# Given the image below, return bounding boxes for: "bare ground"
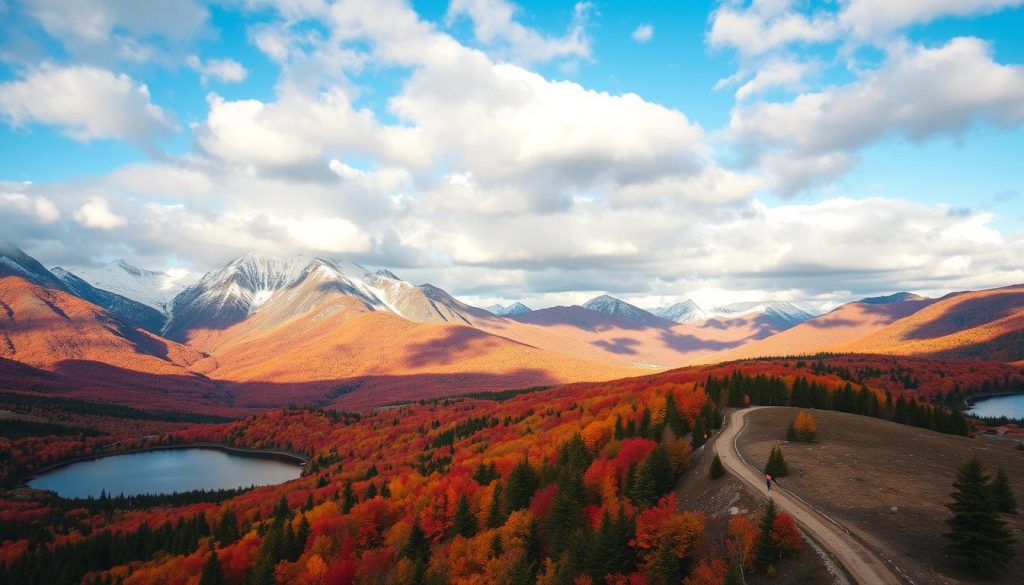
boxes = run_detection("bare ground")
[737,407,1024,584]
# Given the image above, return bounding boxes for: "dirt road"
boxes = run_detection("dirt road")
[715,407,904,585]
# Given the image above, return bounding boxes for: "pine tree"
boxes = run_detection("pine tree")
[450,493,478,538]
[709,454,726,479]
[506,458,540,511]
[629,458,658,508]
[341,481,356,513]
[487,482,506,528]
[754,498,779,572]
[198,551,225,585]
[944,456,1016,575]
[785,422,797,441]
[989,467,1018,515]
[764,446,789,478]
[402,518,430,563]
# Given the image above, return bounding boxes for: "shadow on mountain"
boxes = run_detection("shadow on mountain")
[512,306,672,332]
[902,290,1024,341]
[1,356,571,416]
[801,301,929,329]
[592,337,643,355]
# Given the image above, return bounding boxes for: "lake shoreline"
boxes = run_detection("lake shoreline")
[25,442,307,481]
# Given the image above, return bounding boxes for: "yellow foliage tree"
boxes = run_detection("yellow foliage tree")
[794,411,817,442]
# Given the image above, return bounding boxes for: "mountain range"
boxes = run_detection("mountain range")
[3,240,1024,412]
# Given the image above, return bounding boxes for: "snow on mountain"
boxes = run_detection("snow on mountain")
[707,301,815,327]
[0,240,67,291]
[70,259,193,315]
[582,295,669,327]
[488,302,532,316]
[652,299,706,324]
[51,267,166,333]
[163,253,487,342]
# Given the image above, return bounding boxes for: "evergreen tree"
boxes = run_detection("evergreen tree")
[663,392,689,438]
[364,482,378,499]
[944,456,1016,575]
[506,458,540,511]
[548,468,586,554]
[487,483,506,528]
[647,538,681,585]
[723,561,744,585]
[990,467,1017,515]
[198,551,225,585]
[450,494,478,538]
[341,481,356,514]
[709,454,725,479]
[754,498,779,572]
[402,518,430,563]
[785,422,797,441]
[629,458,658,508]
[647,446,675,495]
[764,446,789,478]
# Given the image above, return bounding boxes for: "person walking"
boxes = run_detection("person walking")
[766,473,773,491]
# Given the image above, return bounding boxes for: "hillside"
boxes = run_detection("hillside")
[841,285,1024,361]
[207,310,635,409]
[738,407,1024,584]
[703,293,932,362]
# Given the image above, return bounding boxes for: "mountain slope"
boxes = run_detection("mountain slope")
[0,241,68,291]
[51,267,166,333]
[652,300,705,324]
[207,309,634,409]
[702,293,932,362]
[0,274,226,409]
[840,285,1024,361]
[164,254,489,346]
[69,260,191,315]
[488,302,532,316]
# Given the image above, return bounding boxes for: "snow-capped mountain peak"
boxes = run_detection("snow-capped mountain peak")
[68,259,194,315]
[488,302,532,316]
[582,295,667,326]
[652,299,706,324]
[0,241,67,291]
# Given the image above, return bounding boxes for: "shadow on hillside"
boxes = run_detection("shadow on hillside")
[592,337,643,355]
[400,326,500,368]
[1,356,570,416]
[802,300,929,329]
[903,290,1024,341]
[512,306,673,332]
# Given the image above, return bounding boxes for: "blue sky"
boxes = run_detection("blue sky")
[0,0,1022,309]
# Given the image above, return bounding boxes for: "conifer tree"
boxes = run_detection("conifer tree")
[629,458,658,508]
[450,493,478,538]
[944,456,1016,575]
[754,498,779,572]
[341,481,356,513]
[764,446,789,478]
[487,483,506,528]
[506,458,540,511]
[989,467,1017,515]
[198,551,225,585]
[785,422,797,441]
[709,454,726,479]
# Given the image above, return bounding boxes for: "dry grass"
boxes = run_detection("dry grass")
[737,407,1024,584]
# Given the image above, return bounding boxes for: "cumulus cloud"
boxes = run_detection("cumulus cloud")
[0,63,173,142]
[0,191,59,223]
[186,55,248,85]
[839,0,1024,41]
[631,23,654,43]
[74,196,126,229]
[726,37,1024,194]
[445,0,594,64]
[20,0,208,63]
[707,0,838,57]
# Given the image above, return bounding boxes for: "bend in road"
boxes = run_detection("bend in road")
[715,406,904,585]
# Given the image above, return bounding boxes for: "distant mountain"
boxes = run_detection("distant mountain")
[702,293,933,362]
[163,253,489,345]
[0,240,68,291]
[652,300,705,324]
[69,259,192,315]
[51,267,166,333]
[860,292,926,305]
[582,295,671,327]
[488,302,532,316]
[712,301,815,328]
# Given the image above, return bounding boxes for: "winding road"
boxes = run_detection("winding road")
[714,407,904,585]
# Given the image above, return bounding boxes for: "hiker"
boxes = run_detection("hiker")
[765,473,772,491]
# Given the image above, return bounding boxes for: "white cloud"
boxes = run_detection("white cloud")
[727,37,1024,193]
[631,23,654,43]
[708,0,838,57]
[445,0,593,64]
[286,217,371,253]
[0,63,173,142]
[731,58,817,101]
[186,55,248,85]
[21,0,208,63]
[74,196,126,229]
[0,192,59,223]
[839,0,1024,41]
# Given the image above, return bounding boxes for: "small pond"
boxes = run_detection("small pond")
[29,447,302,498]
[967,394,1024,420]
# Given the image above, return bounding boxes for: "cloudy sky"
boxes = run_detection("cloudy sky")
[1,0,1022,310]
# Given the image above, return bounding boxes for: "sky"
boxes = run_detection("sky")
[0,0,1022,310]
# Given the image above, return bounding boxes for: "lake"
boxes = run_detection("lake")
[29,447,302,498]
[967,393,1024,420]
